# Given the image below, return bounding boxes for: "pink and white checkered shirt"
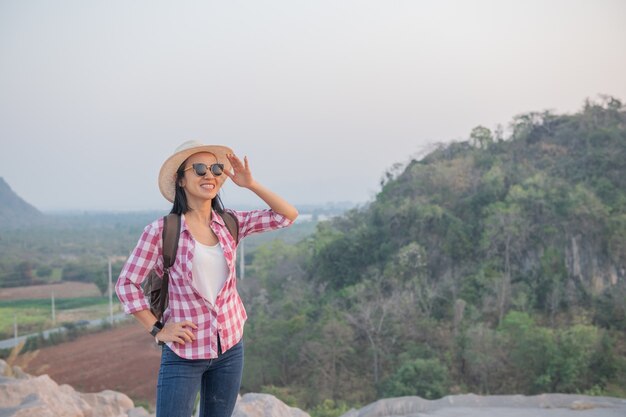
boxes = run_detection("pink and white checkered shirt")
[115,209,293,359]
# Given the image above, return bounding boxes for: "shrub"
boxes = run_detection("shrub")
[381,358,449,399]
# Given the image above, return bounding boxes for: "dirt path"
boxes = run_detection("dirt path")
[15,322,161,407]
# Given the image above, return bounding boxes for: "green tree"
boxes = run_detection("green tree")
[35,265,53,278]
[470,126,494,149]
[345,271,403,387]
[461,323,508,393]
[382,358,449,399]
[483,202,530,323]
[300,313,356,402]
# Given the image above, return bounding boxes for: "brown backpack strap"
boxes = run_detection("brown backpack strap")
[162,214,181,268]
[156,214,180,319]
[221,210,239,244]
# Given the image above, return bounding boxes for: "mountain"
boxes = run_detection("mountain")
[0,177,43,228]
[307,97,626,303]
[237,96,626,406]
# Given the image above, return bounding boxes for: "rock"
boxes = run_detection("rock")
[0,367,148,417]
[127,406,154,417]
[341,394,626,417]
[0,361,312,417]
[81,390,136,417]
[191,392,308,417]
[0,374,90,416]
[570,400,598,410]
[233,393,311,417]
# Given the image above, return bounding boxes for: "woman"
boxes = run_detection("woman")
[116,140,298,417]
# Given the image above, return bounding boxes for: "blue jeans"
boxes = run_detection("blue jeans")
[156,339,244,417]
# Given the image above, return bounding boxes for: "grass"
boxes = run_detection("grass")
[0,307,48,337]
[0,297,108,309]
[0,296,112,339]
[34,267,63,282]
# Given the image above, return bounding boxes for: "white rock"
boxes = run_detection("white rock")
[0,370,146,417]
[232,393,311,417]
[127,406,154,417]
[81,389,136,417]
[0,374,89,416]
[339,394,626,417]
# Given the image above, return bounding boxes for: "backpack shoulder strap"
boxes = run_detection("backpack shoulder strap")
[221,210,239,244]
[162,213,181,268]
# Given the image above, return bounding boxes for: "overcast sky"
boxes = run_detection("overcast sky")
[1,0,625,211]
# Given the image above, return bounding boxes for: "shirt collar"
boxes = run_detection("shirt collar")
[211,211,226,227]
[180,211,226,233]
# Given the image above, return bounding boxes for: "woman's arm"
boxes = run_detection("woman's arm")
[246,180,298,221]
[116,220,196,345]
[115,222,161,314]
[225,154,298,221]
[133,309,197,345]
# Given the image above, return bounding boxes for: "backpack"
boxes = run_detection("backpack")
[142,211,239,321]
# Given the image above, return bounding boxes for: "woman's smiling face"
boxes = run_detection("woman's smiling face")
[179,152,227,203]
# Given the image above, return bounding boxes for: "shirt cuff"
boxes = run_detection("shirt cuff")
[273,212,294,227]
[123,298,151,315]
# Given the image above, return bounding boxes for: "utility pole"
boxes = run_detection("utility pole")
[13,314,17,343]
[51,291,56,325]
[108,258,113,324]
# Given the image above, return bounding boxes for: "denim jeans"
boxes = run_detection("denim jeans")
[156,339,244,417]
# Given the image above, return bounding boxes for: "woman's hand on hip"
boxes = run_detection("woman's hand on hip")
[156,320,198,345]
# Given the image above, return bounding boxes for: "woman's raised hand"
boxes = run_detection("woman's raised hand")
[224,154,255,189]
[224,152,299,222]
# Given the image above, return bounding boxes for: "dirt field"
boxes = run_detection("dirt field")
[0,282,101,300]
[14,322,161,407]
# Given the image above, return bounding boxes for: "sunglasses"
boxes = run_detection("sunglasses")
[184,163,225,177]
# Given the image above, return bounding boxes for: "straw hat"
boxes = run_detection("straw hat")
[158,140,234,203]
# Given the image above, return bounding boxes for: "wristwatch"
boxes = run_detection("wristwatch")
[150,320,164,337]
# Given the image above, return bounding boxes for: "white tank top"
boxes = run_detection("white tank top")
[191,240,229,305]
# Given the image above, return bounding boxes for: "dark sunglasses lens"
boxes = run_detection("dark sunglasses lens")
[211,164,224,176]
[192,163,208,176]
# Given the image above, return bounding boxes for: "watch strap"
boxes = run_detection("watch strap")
[150,320,164,337]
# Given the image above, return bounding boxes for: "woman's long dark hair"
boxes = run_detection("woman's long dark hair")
[170,160,225,215]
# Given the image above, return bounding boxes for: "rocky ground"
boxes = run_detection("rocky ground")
[0,359,150,417]
[0,359,308,417]
[342,394,626,417]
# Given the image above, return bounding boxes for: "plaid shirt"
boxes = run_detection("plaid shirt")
[116,209,293,359]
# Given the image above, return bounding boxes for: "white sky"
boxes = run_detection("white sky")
[1,0,625,211]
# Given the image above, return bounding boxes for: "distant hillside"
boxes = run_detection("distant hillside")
[0,177,43,228]
[238,96,626,408]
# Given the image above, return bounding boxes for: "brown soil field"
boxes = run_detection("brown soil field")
[0,282,101,300]
[14,322,161,407]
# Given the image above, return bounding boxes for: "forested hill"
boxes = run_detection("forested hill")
[315,96,626,314]
[240,97,626,410]
[0,177,42,228]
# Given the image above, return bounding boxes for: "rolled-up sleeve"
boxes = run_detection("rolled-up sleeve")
[115,220,162,314]
[232,209,294,239]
